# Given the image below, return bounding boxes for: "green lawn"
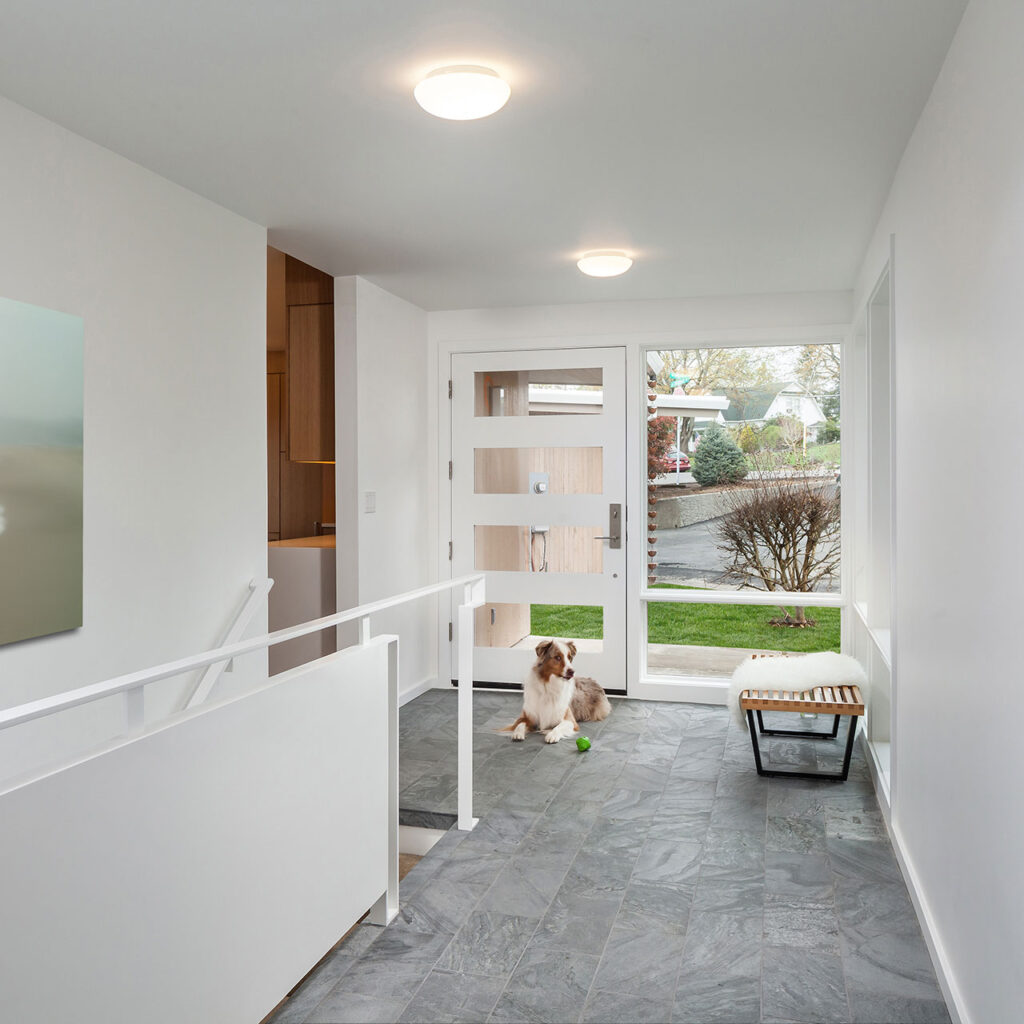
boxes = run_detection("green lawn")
[531,585,840,653]
[808,442,841,464]
[742,443,840,469]
[531,603,603,639]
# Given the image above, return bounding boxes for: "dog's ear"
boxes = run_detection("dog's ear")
[535,639,553,660]
[567,641,577,660]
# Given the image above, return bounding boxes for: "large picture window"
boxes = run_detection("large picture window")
[643,343,842,679]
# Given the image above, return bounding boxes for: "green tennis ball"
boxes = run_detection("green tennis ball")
[576,736,591,751]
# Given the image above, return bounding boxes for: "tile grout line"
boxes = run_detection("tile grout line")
[484,745,613,1023]
[578,718,689,1021]
[826,821,855,1024]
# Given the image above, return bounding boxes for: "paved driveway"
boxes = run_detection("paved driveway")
[653,518,839,593]
[653,518,729,586]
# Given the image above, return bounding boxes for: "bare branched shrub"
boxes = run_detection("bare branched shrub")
[714,453,840,625]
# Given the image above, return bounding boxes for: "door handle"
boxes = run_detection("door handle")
[594,503,622,549]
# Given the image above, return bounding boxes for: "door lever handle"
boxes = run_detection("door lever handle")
[595,503,622,548]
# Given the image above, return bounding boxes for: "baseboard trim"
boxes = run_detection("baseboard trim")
[886,819,969,1024]
[399,677,440,707]
[863,735,891,822]
[861,735,967,1024]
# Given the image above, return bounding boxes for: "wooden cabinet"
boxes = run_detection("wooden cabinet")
[267,373,281,537]
[267,247,336,541]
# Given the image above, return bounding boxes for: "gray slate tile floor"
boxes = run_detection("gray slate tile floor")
[271,690,950,1024]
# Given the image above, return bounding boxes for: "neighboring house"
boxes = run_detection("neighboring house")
[713,380,827,439]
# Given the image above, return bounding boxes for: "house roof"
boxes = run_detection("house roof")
[714,381,802,422]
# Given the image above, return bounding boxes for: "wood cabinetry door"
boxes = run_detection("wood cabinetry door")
[288,303,334,463]
[267,374,281,537]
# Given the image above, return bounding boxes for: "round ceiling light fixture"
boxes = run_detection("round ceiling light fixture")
[577,250,634,277]
[414,65,511,120]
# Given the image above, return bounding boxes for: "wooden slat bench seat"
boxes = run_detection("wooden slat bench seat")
[739,682,865,782]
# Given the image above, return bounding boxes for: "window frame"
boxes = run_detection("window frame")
[634,339,846,702]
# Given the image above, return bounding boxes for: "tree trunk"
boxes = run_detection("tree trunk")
[679,416,694,453]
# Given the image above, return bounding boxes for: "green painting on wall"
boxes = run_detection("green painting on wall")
[0,295,84,646]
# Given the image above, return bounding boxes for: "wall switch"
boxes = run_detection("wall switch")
[364,491,376,513]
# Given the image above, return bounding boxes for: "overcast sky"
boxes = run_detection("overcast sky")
[0,296,83,444]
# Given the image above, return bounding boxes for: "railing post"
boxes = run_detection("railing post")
[123,688,144,734]
[457,582,479,831]
[184,577,274,711]
[359,616,371,645]
[368,636,400,925]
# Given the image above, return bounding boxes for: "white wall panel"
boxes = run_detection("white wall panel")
[851,3,1024,1020]
[0,641,390,1024]
[335,277,434,700]
[0,96,267,779]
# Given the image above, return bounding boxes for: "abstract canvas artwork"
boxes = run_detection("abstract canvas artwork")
[0,296,83,646]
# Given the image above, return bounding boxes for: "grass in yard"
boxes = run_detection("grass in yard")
[743,443,841,469]
[531,587,840,653]
[808,442,841,464]
[647,585,839,652]
[531,603,603,639]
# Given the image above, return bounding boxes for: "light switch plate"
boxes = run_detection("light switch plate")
[364,491,376,513]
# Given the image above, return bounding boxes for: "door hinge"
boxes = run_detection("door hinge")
[448,622,453,642]
[448,460,453,480]
[448,540,453,560]
[448,379,453,399]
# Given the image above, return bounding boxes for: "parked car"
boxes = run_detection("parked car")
[663,449,691,472]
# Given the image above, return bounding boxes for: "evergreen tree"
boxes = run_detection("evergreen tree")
[691,425,748,486]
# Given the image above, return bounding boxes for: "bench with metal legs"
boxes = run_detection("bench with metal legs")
[740,684,864,782]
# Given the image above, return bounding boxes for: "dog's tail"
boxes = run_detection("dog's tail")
[572,677,611,722]
[590,691,612,722]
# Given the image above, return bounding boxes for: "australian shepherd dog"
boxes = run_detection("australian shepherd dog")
[502,639,611,744]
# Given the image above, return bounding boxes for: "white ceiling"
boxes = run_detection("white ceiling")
[0,1,966,310]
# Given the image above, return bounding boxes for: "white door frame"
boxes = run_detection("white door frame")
[436,337,643,696]
[449,346,627,688]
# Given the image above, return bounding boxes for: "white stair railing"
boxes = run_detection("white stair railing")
[183,576,274,710]
[0,572,486,830]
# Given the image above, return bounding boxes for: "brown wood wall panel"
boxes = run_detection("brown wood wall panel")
[279,454,324,539]
[267,375,281,537]
[288,303,335,463]
[267,248,288,351]
[321,465,336,526]
[473,446,602,495]
[285,254,334,306]
[473,369,530,417]
[475,602,532,650]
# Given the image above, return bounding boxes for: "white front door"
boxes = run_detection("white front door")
[450,347,627,690]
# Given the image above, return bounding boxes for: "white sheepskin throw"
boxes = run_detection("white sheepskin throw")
[728,652,867,729]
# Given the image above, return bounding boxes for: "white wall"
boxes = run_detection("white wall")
[335,276,434,699]
[851,2,1024,1021]
[430,291,852,346]
[0,96,268,778]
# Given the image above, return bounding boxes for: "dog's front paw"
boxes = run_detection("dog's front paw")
[511,723,526,741]
[544,730,562,744]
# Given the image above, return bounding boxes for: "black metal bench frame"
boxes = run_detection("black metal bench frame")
[745,708,860,782]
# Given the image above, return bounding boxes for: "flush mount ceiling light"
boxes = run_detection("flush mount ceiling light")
[413,65,511,120]
[577,250,634,277]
